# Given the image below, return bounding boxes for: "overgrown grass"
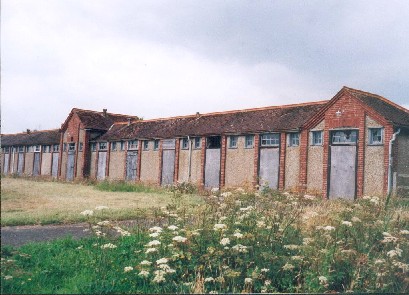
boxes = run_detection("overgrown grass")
[95,180,166,193]
[2,189,408,294]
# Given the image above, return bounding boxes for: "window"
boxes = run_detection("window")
[311,131,323,146]
[34,145,41,152]
[91,143,97,152]
[194,137,201,149]
[260,133,279,147]
[68,143,76,151]
[369,128,383,145]
[120,141,126,151]
[99,142,107,150]
[111,142,117,151]
[42,145,49,153]
[207,136,221,149]
[143,140,149,150]
[181,138,189,150]
[63,143,67,151]
[332,130,357,144]
[18,146,25,153]
[245,135,254,148]
[128,140,138,150]
[4,147,10,153]
[288,133,300,147]
[154,139,160,150]
[53,144,59,152]
[229,136,238,148]
[79,142,83,152]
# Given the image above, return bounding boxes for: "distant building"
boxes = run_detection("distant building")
[2,86,409,199]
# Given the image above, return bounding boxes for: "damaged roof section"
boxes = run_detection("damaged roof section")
[345,87,409,128]
[99,101,328,141]
[1,129,60,147]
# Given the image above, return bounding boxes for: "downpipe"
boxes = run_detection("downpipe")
[187,136,192,182]
[386,128,401,208]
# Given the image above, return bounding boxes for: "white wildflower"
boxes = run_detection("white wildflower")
[284,244,299,250]
[303,194,316,200]
[282,263,295,271]
[124,266,133,273]
[4,275,13,280]
[342,221,352,227]
[138,270,150,278]
[209,291,218,294]
[145,248,158,254]
[393,261,409,273]
[168,225,178,231]
[370,197,380,205]
[152,270,166,283]
[351,217,361,223]
[257,220,266,228]
[400,229,409,235]
[149,226,163,233]
[233,232,244,239]
[291,256,303,261]
[220,238,230,246]
[387,247,403,258]
[239,206,254,212]
[221,192,232,198]
[95,205,109,210]
[231,244,248,253]
[80,210,94,216]
[146,240,161,247]
[213,223,227,231]
[211,187,219,193]
[156,258,169,265]
[114,226,131,237]
[149,232,160,238]
[324,225,336,231]
[382,235,398,243]
[204,277,215,283]
[318,276,328,285]
[97,220,110,226]
[261,268,269,273]
[158,264,176,273]
[303,238,314,245]
[172,236,187,243]
[76,245,83,250]
[374,259,385,265]
[265,280,271,286]
[244,277,252,284]
[140,260,152,266]
[363,196,371,200]
[101,243,117,249]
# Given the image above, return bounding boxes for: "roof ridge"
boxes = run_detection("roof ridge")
[117,100,329,124]
[1,128,60,136]
[74,108,136,118]
[344,86,409,114]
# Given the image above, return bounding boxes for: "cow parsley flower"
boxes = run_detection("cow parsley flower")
[138,270,150,278]
[145,248,158,254]
[232,244,248,253]
[149,226,163,233]
[101,243,117,249]
[342,221,352,227]
[387,247,403,258]
[124,266,133,272]
[4,276,13,280]
[140,260,152,266]
[282,263,295,271]
[261,268,269,273]
[172,236,187,243]
[284,244,299,250]
[400,229,409,235]
[153,270,166,283]
[318,276,328,285]
[220,238,230,246]
[213,223,227,231]
[146,240,161,247]
[80,210,94,216]
[233,231,243,239]
[168,225,178,231]
[244,278,252,284]
[351,217,361,223]
[149,232,160,238]
[204,277,215,283]
[156,258,169,265]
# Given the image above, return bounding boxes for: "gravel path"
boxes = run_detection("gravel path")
[1,223,93,247]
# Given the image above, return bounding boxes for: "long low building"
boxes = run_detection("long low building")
[2,86,409,199]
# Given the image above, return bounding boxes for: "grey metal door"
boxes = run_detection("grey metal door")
[52,153,59,177]
[161,139,176,186]
[17,153,24,175]
[66,152,75,181]
[126,151,138,181]
[97,152,107,180]
[33,153,41,176]
[259,148,280,189]
[205,149,221,188]
[3,153,9,174]
[329,145,357,200]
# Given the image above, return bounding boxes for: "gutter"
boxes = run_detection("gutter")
[387,128,401,195]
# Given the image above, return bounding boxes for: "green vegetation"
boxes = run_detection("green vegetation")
[95,180,166,193]
[2,189,408,294]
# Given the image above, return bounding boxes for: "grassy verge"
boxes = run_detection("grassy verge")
[1,178,203,226]
[1,190,408,294]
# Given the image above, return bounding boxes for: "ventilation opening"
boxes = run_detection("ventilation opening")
[206,136,221,149]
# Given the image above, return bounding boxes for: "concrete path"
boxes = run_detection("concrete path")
[1,223,92,247]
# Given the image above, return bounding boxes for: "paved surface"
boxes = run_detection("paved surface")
[1,223,92,247]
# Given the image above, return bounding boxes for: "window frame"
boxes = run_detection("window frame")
[111,142,117,151]
[194,137,201,149]
[143,140,149,151]
[331,130,358,145]
[245,135,254,149]
[228,135,238,149]
[79,142,83,152]
[53,144,60,152]
[311,130,323,146]
[288,133,300,147]
[68,143,76,152]
[368,128,383,145]
[90,143,97,152]
[260,133,280,147]
[128,140,138,150]
[120,141,126,151]
[154,139,160,151]
[181,138,189,150]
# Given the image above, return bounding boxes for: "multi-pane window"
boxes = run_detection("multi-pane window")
[369,128,383,144]
[288,133,300,147]
[69,143,76,151]
[229,136,238,148]
[53,144,59,152]
[245,135,254,148]
[111,142,117,151]
[99,142,107,150]
[34,145,41,152]
[332,130,357,144]
[260,133,280,147]
[154,139,160,150]
[4,147,10,153]
[128,140,138,150]
[181,138,189,150]
[42,145,50,153]
[207,136,221,149]
[18,146,25,153]
[143,140,149,150]
[311,131,323,146]
[194,137,201,149]
[91,143,97,152]
[120,141,126,151]
[79,142,83,151]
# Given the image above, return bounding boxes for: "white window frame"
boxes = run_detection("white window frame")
[68,143,76,151]
[260,133,280,147]
[111,142,117,151]
[128,140,138,150]
[245,135,254,148]
[181,138,189,150]
[288,133,300,147]
[120,141,126,151]
[194,137,201,149]
[311,131,323,146]
[154,139,160,150]
[228,135,238,149]
[53,144,60,152]
[143,140,149,151]
[90,143,97,152]
[368,128,383,145]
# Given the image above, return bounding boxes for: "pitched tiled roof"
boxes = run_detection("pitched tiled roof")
[345,87,409,128]
[99,101,328,141]
[1,129,60,147]
[62,108,137,131]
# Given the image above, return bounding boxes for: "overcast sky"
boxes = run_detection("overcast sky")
[2,0,409,134]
